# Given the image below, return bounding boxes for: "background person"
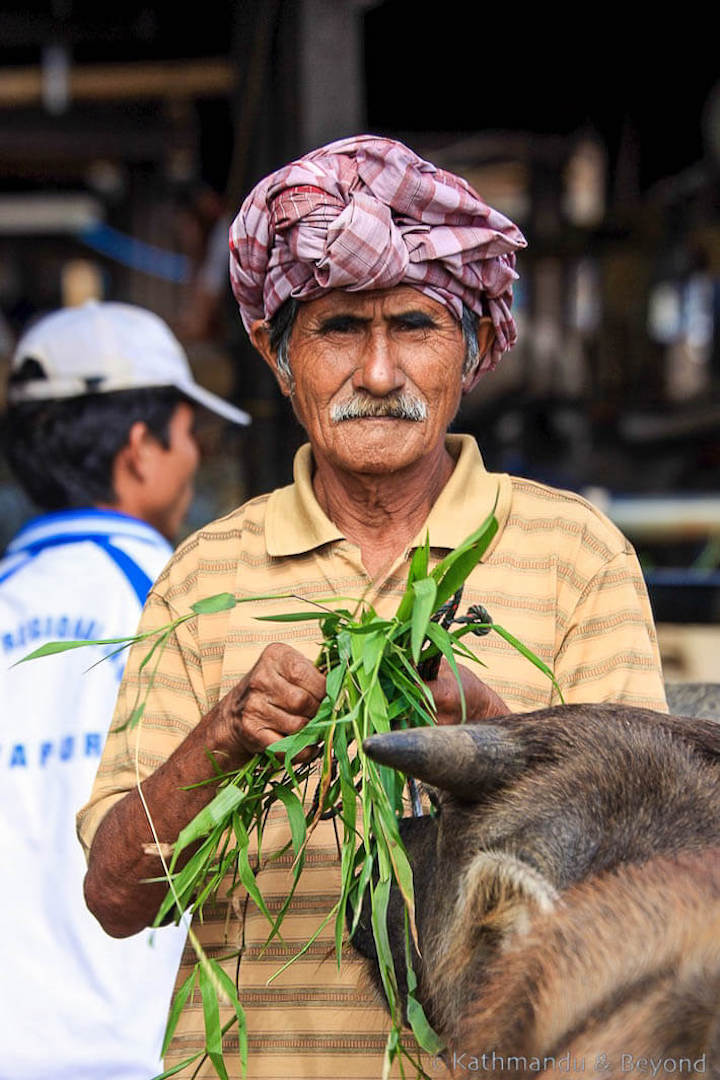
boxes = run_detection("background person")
[0,301,249,1080]
[79,139,666,1079]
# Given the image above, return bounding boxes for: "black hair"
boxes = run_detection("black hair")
[3,384,185,511]
[268,298,299,381]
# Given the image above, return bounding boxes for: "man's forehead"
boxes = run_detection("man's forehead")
[295,286,456,322]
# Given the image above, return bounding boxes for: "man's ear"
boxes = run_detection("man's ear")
[250,318,292,397]
[117,420,155,482]
[109,420,155,512]
[461,316,495,394]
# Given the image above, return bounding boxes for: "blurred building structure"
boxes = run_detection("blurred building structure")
[1,1,719,677]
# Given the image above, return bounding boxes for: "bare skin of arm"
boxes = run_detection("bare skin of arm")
[84,648,507,938]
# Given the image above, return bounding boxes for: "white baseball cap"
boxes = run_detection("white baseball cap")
[8,300,251,425]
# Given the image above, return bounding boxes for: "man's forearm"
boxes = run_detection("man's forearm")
[84,703,244,937]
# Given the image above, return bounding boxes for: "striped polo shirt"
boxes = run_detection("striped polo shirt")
[78,435,666,1080]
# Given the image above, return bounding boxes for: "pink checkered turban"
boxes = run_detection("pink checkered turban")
[229,135,527,372]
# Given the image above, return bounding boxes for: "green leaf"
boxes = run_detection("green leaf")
[348,851,374,935]
[161,967,196,1056]
[404,912,444,1056]
[234,828,275,929]
[190,592,237,615]
[14,635,134,665]
[266,902,339,983]
[113,702,145,733]
[395,534,431,621]
[361,630,386,676]
[266,723,323,760]
[369,876,400,1020]
[410,578,437,664]
[345,619,394,635]
[325,663,345,702]
[198,960,229,1080]
[366,679,389,731]
[384,828,415,934]
[173,785,244,857]
[490,623,565,702]
[88,517,566,1076]
[82,639,135,674]
[411,533,430,582]
[209,960,248,1076]
[385,650,437,715]
[433,521,498,607]
[424,621,466,721]
[154,833,218,923]
[431,496,500,605]
[435,529,496,607]
[271,784,306,858]
[151,1050,205,1079]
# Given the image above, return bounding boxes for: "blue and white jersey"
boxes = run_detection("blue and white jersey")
[0,509,188,1080]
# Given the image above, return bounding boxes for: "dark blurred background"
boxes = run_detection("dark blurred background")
[1,1,719,677]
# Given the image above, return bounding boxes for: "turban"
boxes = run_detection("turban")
[229,135,527,373]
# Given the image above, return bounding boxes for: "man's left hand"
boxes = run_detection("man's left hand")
[425,659,509,725]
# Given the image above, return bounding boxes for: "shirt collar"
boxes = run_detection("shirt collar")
[265,434,508,557]
[7,508,171,555]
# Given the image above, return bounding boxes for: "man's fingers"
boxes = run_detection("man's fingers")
[240,701,317,753]
[260,642,326,703]
[221,643,330,761]
[266,679,324,718]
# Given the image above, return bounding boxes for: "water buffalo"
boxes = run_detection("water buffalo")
[354,701,720,1077]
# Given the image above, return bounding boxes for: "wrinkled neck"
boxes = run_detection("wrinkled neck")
[311,441,454,579]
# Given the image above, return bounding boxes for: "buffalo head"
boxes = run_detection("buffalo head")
[353,703,720,1073]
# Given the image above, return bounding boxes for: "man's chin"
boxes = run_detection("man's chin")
[326,427,434,475]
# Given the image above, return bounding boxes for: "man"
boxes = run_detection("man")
[78,139,667,1079]
[0,301,249,1080]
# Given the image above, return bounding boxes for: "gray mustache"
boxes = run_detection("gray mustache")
[330,393,428,423]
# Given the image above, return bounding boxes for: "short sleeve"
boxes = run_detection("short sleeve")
[553,545,667,711]
[76,585,205,859]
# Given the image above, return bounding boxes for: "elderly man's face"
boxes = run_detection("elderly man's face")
[256,287,476,476]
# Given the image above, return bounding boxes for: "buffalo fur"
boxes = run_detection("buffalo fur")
[355,701,720,1077]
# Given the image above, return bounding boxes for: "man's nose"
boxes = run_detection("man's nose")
[351,330,406,396]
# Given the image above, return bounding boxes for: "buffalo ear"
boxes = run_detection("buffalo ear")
[429,851,558,1022]
[452,850,558,943]
[363,725,527,802]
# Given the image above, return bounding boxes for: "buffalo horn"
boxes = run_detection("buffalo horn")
[363,725,525,801]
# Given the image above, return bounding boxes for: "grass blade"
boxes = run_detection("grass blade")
[173,785,245,860]
[490,623,565,703]
[190,593,237,615]
[271,783,307,859]
[209,960,248,1076]
[410,578,437,664]
[403,910,443,1056]
[161,967,197,1056]
[198,961,229,1080]
[395,534,431,622]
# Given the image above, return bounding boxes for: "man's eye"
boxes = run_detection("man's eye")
[320,318,362,334]
[391,311,438,331]
[395,318,434,332]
